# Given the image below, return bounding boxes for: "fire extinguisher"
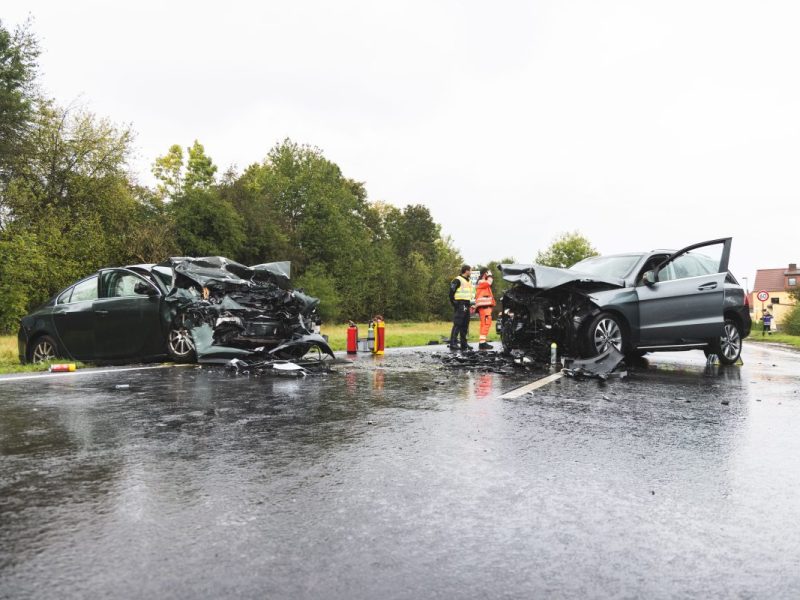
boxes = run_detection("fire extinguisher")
[367,321,375,352]
[374,316,385,355]
[346,321,358,354]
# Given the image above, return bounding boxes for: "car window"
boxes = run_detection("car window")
[101,270,156,298]
[56,288,73,304]
[659,252,719,281]
[70,276,99,303]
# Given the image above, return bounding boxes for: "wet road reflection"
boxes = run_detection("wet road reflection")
[1,344,799,598]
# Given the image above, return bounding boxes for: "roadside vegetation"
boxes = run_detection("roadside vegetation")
[745,331,800,350]
[321,320,500,352]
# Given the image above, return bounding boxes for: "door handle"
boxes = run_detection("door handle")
[94,309,109,315]
[697,282,718,291]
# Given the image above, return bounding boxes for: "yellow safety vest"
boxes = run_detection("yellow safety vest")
[454,275,473,301]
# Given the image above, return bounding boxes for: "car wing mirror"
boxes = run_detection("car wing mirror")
[642,270,656,286]
[134,281,157,295]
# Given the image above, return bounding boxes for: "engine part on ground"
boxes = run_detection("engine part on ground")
[561,347,627,380]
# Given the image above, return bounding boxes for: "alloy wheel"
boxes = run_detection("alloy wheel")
[719,322,741,361]
[168,326,195,357]
[32,340,56,363]
[593,318,622,353]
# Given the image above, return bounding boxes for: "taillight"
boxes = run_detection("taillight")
[744,293,750,308]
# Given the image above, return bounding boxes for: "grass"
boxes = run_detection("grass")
[321,319,500,352]
[745,330,800,350]
[0,335,69,374]
[0,320,499,374]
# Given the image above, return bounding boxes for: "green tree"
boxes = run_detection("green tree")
[535,231,598,268]
[295,263,342,322]
[170,187,244,257]
[185,140,217,190]
[152,144,184,200]
[0,19,39,177]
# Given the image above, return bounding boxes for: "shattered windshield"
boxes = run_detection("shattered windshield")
[152,266,174,290]
[569,254,642,279]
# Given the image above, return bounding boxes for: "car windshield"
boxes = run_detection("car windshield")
[569,254,642,279]
[151,266,174,290]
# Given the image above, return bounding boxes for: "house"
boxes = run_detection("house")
[751,263,799,326]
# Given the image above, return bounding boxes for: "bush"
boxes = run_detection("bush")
[782,305,800,336]
[295,263,342,323]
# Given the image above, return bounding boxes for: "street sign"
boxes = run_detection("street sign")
[756,290,769,302]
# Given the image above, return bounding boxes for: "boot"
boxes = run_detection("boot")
[478,342,492,351]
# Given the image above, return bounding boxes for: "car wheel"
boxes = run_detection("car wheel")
[167,315,196,363]
[584,312,626,356]
[708,318,742,365]
[29,335,60,363]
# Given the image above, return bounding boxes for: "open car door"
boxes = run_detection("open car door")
[636,238,731,347]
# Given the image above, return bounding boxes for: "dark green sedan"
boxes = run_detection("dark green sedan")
[18,257,332,364]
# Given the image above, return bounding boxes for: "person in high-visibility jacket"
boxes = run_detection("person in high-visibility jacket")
[474,268,496,350]
[448,265,473,350]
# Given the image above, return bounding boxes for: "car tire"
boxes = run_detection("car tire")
[29,334,61,364]
[706,318,742,365]
[584,312,626,357]
[167,315,196,363]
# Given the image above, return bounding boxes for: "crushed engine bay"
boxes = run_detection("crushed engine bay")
[496,263,623,362]
[160,257,334,363]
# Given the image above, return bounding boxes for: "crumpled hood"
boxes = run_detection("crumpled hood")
[160,256,292,290]
[499,263,625,291]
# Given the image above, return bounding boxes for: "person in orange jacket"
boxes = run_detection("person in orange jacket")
[474,268,496,350]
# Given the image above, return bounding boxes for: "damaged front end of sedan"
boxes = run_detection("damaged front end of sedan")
[497,264,624,362]
[161,257,334,364]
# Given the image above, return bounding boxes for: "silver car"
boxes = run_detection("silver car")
[497,238,751,364]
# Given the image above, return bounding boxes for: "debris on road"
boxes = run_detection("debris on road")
[562,347,627,380]
[435,349,549,373]
[224,356,334,377]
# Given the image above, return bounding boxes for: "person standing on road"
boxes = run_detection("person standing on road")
[474,268,496,351]
[449,265,473,350]
[762,309,773,336]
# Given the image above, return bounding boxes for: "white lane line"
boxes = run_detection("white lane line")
[0,364,192,384]
[500,372,564,399]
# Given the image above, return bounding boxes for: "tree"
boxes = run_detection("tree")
[170,187,244,257]
[535,231,598,268]
[152,140,217,201]
[0,19,39,177]
[185,140,217,190]
[152,144,183,200]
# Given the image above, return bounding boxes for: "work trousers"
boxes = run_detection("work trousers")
[450,301,470,348]
[478,307,492,342]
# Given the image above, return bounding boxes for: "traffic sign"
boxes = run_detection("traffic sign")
[756,290,769,302]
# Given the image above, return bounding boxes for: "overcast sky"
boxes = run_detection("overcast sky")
[6,0,799,286]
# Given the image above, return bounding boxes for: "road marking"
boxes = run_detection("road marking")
[500,372,564,399]
[0,363,193,384]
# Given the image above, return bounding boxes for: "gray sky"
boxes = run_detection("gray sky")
[6,0,799,286]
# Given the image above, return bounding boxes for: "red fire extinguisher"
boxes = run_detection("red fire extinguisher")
[374,316,385,355]
[346,321,358,354]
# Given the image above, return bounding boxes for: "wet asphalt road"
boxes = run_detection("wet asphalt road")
[1,343,800,599]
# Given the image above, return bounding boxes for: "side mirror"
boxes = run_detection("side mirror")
[642,270,656,286]
[134,281,157,296]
